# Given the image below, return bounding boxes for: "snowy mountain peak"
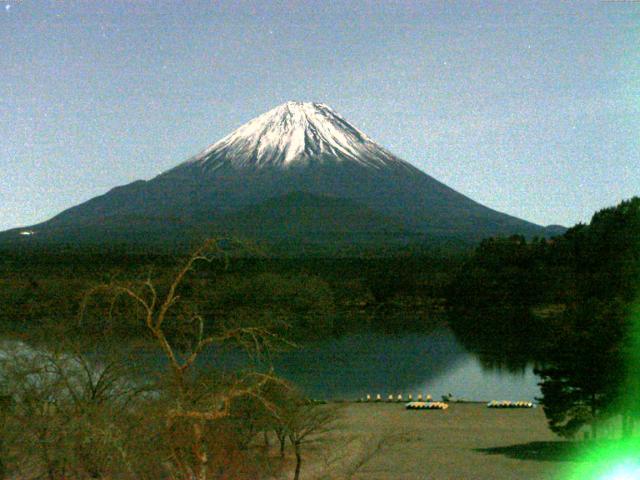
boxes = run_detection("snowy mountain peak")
[185,102,409,171]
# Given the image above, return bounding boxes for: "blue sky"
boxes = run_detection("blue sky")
[1,0,638,230]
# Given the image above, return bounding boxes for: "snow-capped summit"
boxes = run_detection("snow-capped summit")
[186,101,409,171]
[0,101,553,250]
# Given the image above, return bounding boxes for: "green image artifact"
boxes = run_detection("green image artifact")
[562,301,640,480]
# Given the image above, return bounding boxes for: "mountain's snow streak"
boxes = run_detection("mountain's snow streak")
[187,102,411,171]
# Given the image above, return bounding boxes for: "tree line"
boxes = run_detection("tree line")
[447,197,640,438]
[0,247,463,341]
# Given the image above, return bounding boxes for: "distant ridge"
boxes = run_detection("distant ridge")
[0,102,563,251]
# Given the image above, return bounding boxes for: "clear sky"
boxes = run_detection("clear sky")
[1,0,638,231]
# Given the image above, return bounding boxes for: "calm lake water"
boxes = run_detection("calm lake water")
[1,327,541,403]
[262,327,541,402]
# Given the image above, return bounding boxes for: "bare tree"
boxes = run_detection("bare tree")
[0,337,156,480]
[80,238,290,480]
[273,394,338,480]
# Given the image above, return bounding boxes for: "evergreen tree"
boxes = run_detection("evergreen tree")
[536,197,640,438]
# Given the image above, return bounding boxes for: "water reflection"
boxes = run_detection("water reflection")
[418,356,541,402]
[1,327,542,402]
[268,328,541,401]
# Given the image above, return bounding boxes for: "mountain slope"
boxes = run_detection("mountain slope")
[210,191,413,242]
[1,102,557,250]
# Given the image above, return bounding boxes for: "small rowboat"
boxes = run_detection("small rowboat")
[405,401,449,410]
[487,400,534,409]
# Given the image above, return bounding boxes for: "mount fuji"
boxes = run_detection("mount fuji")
[1,102,561,251]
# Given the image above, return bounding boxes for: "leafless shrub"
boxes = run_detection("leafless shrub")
[77,238,292,480]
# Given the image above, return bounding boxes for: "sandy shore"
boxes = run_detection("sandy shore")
[318,402,570,480]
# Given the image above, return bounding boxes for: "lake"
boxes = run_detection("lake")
[261,327,541,402]
[1,327,541,403]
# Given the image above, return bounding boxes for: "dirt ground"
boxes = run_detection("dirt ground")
[313,402,574,480]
